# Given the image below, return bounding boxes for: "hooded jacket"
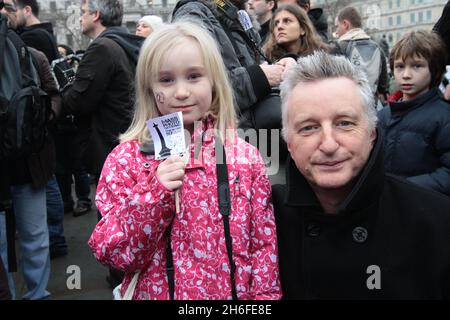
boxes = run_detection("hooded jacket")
[18,22,59,64]
[88,118,281,300]
[308,8,328,42]
[62,27,143,176]
[273,131,450,299]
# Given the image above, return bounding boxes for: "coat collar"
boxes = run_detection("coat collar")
[389,88,441,114]
[284,128,385,216]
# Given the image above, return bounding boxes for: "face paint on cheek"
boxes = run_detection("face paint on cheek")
[155,92,165,105]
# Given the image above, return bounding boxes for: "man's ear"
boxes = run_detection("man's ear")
[268,0,275,11]
[370,127,377,146]
[343,19,352,31]
[92,10,101,23]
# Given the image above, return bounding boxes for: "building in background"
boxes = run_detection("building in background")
[37,0,177,51]
[312,0,445,45]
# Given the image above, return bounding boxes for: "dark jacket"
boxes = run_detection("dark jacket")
[173,0,271,114]
[273,131,450,299]
[433,0,450,64]
[378,88,450,196]
[18,22,59,64]
[9,47,59,189]
[62,27,143,176]
[308,8,328,42]
[259,19,270,45]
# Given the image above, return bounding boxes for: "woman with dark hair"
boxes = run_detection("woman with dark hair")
[263,4,328,62]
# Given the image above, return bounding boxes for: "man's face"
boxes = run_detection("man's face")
[248,0,271,19]
[334,17,348,38]
[286,77,376,193]
[80,1,97,38]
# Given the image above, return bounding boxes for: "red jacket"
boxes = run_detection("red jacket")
[88,119,281,300]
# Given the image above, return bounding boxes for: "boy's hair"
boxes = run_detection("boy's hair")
[15,0,39,17]
[337,6,362,29]
[120,21,237,144]
[389,30,447,88]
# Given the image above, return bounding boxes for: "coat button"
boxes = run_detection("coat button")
[143,162,150,168]
[352,226,368,243]
[306,222,321,237]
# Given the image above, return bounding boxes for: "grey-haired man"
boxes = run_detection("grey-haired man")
[273,51,450,299]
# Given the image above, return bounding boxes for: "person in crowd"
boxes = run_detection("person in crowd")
[263,4,328,62]
[433,0,450,99]
[55,44,92,217]
[135,14,163,38]
[378,31,450,196]
[2,0,68,260]
[1,3,64,299]
[61,0,143,288]
[88,22,281,300]
[172,0,295,129]
[334,6,388,105]
[278,0,328,41]
[273,51,450,299]
[248,0,277,44]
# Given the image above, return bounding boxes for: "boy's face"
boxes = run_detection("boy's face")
[393,55,431,101]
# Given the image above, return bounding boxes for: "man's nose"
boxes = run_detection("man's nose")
[319,127,339,154]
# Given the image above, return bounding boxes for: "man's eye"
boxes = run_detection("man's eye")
[300,125,317,132]
[337,120,354,128]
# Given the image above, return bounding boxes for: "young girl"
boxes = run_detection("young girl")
[88,22,281,300]
[263,4,329,62]
[378,30,450,196]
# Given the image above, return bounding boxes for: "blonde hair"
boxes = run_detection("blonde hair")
[120,21,237,144]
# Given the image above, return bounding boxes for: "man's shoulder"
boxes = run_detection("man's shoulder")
[173,0,213,18]
[384,174,450,220]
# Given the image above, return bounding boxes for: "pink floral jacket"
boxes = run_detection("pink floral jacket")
[88,120,281,300]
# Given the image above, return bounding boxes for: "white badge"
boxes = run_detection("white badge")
[238,10,253,31]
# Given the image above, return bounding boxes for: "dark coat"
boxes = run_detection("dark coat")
[308,8,328,42]
[62,27,143,176]
[378,88,450,196]
[433,0,450,64]
[273,131,450,299]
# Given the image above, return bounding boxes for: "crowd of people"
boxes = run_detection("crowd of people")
[1,0,450,300]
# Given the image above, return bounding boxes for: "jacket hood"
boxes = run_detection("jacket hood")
[308,8,327,31]
[99,26,144,66]
[283,128,385,215]
[339,28,370,41]
[19,21,54,35]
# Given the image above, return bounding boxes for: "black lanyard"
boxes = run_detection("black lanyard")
[166,135,238,300]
